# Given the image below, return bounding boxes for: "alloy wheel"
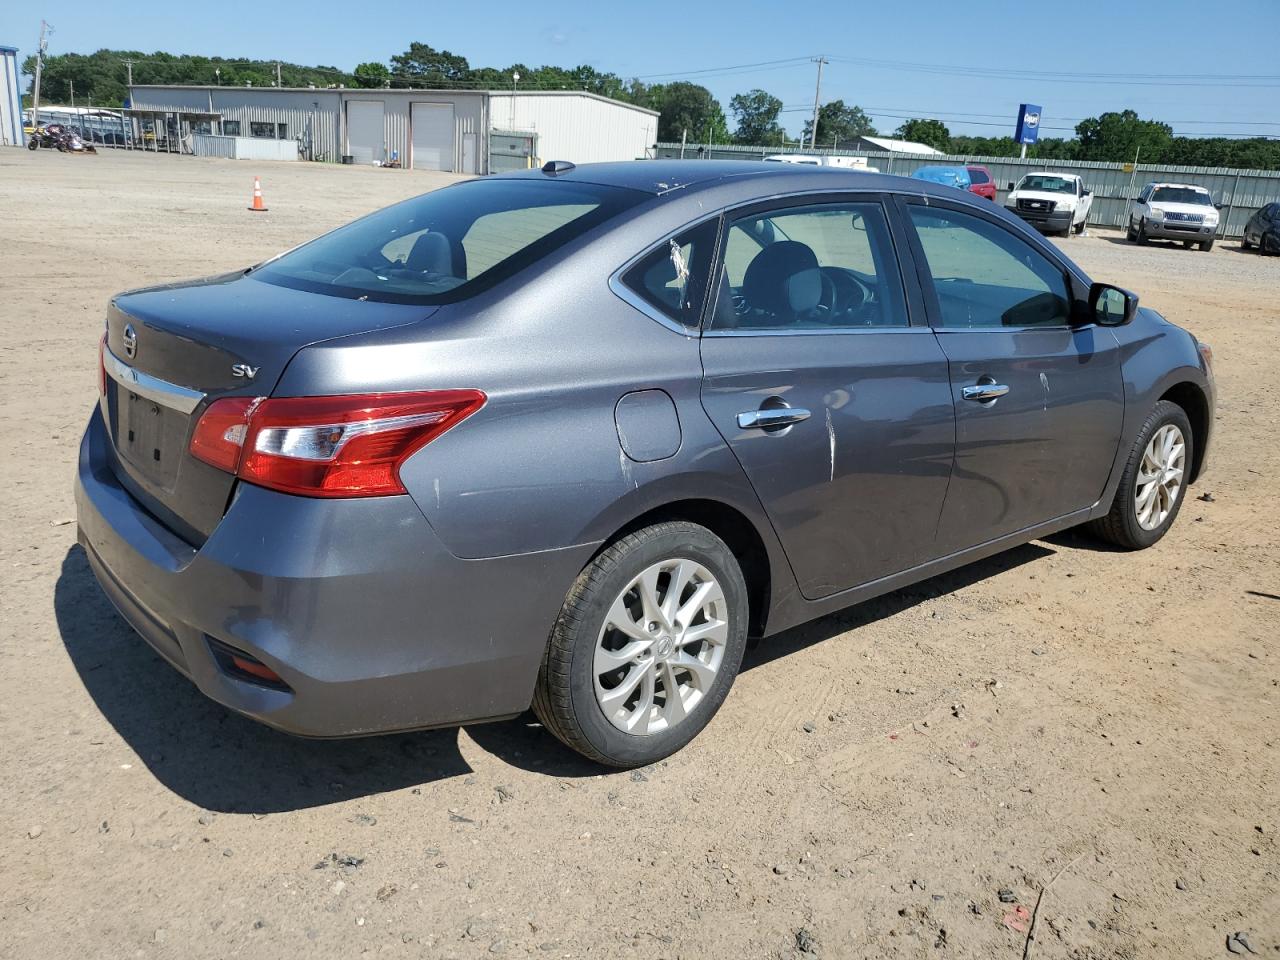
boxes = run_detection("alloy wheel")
[1134,424,1185,530]
[594,558,729,735]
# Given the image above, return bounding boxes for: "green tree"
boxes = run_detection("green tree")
[729,88,784,145]
[389,42,470,87]
[1075,110,1171,163]
[353,61,391,88]
[803,100,876,147]
[893,118,951,152]
[653,81,729,143]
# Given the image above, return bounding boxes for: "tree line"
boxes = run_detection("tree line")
[22,46,1280,170]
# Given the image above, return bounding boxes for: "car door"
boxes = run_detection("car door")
[698,195,955,600]
[898,197,1125,553]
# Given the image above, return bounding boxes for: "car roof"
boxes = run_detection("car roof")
[1022,171,1081,179]
[497,159,946,198]
[1146,182,1209,191]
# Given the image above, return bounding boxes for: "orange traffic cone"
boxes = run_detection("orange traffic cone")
[248,176,268,212]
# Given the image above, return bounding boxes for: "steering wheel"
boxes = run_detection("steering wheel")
[819,267,871,322]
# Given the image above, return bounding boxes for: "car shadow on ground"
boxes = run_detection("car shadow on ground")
[57,538,1065,807]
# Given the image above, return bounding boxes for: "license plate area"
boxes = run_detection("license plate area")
[114,387,185,488]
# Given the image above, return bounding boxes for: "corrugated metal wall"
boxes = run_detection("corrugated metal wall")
[654,142,1280,238]
[488,93,657,165]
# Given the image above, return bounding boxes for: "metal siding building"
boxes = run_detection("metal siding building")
[489,92,658,164]
[1,45,23,147]
[128,86,656,173]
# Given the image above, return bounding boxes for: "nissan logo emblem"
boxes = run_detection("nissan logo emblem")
[122,323,137,359]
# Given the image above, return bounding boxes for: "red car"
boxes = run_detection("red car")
[966,165,996,201]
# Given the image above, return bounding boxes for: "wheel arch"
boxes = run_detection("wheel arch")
[587,498,775,639]
[1159,381,1209,482]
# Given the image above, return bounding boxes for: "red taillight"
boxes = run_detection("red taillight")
[189,390,485,498]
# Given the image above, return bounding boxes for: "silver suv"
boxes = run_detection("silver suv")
[1126,182,1221,251]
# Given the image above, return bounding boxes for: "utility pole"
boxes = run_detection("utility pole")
[275,62,282,87]
[121,57,136,87]
[30,20,50,133]
[809,56,827,150]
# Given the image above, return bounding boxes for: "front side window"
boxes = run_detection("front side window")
[709,201,908,331]
[254,179,644,304]
[620,220,718,329]
[908,205,1072,329]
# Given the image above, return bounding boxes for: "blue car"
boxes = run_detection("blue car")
[911,165,973,190]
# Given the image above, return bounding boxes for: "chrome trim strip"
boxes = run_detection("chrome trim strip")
[103,347,206,415]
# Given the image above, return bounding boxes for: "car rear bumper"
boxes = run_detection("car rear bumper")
[74,406,592,737]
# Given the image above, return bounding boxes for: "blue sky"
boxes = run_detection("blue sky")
[4,0,1278,140]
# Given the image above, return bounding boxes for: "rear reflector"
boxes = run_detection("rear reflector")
[189,390,485,498]
[206,637,290,690]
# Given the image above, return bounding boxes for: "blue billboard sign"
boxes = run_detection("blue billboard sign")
[1014,104,1043,145]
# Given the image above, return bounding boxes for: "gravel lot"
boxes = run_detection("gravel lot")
[2,150,1276,960]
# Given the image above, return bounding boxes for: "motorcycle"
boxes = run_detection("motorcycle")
[26,123,97,154]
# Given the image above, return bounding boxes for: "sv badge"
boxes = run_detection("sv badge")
[231,363,260,379]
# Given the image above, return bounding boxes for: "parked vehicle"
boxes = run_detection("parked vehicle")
[1241,202,1280,255]
[1126,183,1220,251]
[763,154,879,172]
[26,123,97,153]
[911,165,972,190]
[966,165,997,201]
[77,161,1214,767]
[1005,172,1091,236]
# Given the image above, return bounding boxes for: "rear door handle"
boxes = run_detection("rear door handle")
[962,383,1010,402]
[737,407,811,430]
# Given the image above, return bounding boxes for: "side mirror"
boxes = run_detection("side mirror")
[1089,282,1139,327]
[1133,197,1145,205]
[1214,203,1224,211]
[1083,189,1092,196]
[1008,181,1016,190]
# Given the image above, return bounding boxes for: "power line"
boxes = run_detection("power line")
[826,55,1280,88]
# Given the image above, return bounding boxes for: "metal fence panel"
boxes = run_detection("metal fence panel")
[655,142,1280,238]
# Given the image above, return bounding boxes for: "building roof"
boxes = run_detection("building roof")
[858,135,943,155]
[0,45,21,55]
[128,84,658,117]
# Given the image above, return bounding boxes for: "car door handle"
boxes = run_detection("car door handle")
[737,407,811,429]
[962,383,1010,402]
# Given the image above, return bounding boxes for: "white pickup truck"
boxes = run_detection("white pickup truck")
[1125,182,1220,251]
[1005,172,1092,236]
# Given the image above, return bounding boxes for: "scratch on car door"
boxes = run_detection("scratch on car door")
[1040,371,1050,411]
[826,408,836,483]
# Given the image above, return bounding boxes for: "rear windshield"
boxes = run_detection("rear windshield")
[967,168,990,184]
[1151,187,1212,205]
[252,178,644,304]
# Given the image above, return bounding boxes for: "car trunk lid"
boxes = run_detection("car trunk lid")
[102,272,433,543]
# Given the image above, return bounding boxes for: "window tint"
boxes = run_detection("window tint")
[967,168,990,185]
[620,219,718,329]
[254,179,643,304]
[908,206,1072,329]
[709,202,908,331]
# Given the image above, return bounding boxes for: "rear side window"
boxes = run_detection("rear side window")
[709,201,908,331]
[908,205,1071,329]
[620,219,718,330]
[254,179,644,304]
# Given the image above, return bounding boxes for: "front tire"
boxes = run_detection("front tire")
[1199,238,1214,252]
[533,521,749,767]
[1088,400,1193,550]
[1137,218,1150,244]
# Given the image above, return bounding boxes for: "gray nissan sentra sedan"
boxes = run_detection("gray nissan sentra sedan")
[76,160,1215,767]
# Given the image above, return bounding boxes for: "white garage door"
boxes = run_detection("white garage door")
[411,102,455,172]
[346,100,384,164]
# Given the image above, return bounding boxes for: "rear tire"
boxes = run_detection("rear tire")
[533,521,749,768]
[1241,235,1253,250]
[1087,400,1193,550]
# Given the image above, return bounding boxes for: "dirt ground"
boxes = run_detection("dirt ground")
[1,149,1276,960]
